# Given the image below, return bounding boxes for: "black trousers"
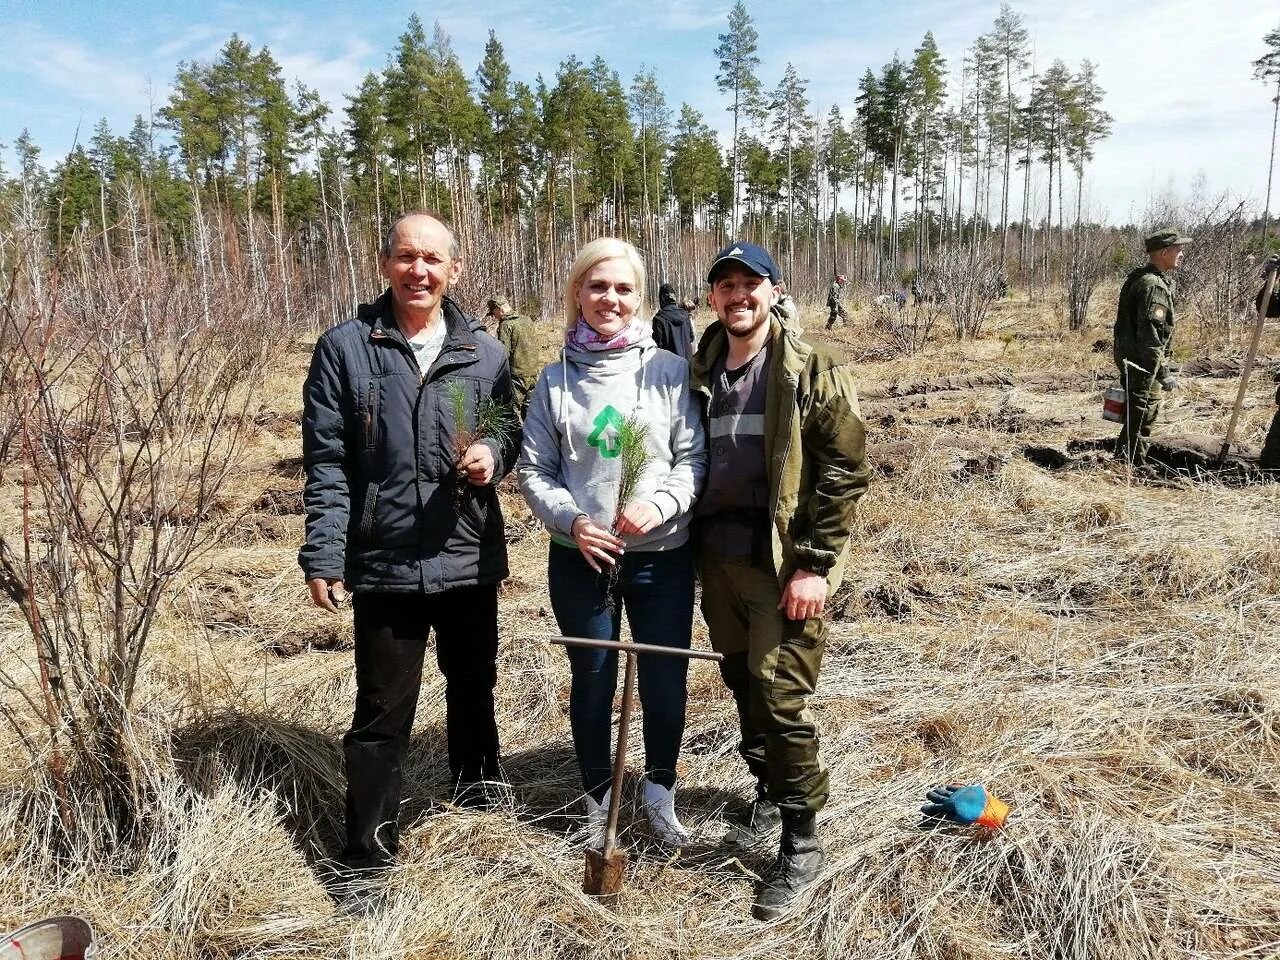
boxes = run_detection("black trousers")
[341,585,500,870]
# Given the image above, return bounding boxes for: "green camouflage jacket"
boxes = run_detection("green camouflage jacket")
[691,315,871,592]
[1113,264,1175,379]
[497,313,540,406]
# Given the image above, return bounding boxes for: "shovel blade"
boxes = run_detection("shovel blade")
[583,846,628,899]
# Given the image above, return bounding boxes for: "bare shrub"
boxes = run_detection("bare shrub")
[869,297,946,355]
[0,241,287,856]
[924,249,1001,339]
[1066,227,1122,330]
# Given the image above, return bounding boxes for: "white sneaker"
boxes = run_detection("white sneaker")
[580,788,611,849]
[641,777,689,847]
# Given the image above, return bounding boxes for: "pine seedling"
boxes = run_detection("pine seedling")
[446,380,516,502]
[613,416,653,523]
[606,415,653,604]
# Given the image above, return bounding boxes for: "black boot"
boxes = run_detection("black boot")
[752,811,825,921]
[724,791,782,849]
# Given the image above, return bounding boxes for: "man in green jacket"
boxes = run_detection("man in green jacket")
[825,273,849,329]
[1113,229,1192,464]
[486,295,540,416]
[691,241,872,921]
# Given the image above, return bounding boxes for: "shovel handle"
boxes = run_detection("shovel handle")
[551,636,724,661]
[1221,264,1278,459]
[601,644,636,857]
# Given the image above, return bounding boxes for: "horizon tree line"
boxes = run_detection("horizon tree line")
[6,4,1273,320]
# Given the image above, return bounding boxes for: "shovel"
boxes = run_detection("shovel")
[1219,261,1278,461]
[551,635,723,901]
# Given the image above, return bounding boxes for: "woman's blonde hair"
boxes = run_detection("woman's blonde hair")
[562,237,647,330]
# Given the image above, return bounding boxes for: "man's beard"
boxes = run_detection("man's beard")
[721,309,770,338]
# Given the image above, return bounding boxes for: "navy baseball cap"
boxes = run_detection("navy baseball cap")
[706,241,781,284]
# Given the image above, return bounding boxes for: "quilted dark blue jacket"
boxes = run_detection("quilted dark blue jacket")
[298,291,519,592]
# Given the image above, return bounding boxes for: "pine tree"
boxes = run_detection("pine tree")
[909,34,947,265]
[1254,22,1280,249]
[424,22,483,222]
[476,31,517,224]
[629,68,669,237]
[669,104,725,230]
[383,15,434,208]
[714,1,762,233]
[1064,60,1112,231]
[769,63,811,277]
[46,146,103,249]
[1029,60,1073,268]
[585,56,633,234]
[547,55,592,246]
[344,72,387,234]
[822,106,855,266]
[987,5,1029,265]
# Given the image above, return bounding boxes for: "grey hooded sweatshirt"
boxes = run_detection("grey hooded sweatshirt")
[516,335,706,551]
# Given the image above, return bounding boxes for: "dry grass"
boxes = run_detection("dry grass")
[1,291,1278,959]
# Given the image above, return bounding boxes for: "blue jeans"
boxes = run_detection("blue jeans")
[548,541,694,800]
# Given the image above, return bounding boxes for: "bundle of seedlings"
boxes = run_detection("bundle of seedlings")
[606,415,653,604]
[446,381,517,505]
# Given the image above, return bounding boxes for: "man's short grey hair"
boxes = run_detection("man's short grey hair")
[380,209,461,260]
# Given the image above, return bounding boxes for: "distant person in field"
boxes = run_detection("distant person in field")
[299,211,520,885]
[486,294,539,416]
[1113,228,1192,465]
[516,237,706,848]
[774,280,799,325]
[690,241,872,921]
[825,272,849,329]
[650,281,695,362]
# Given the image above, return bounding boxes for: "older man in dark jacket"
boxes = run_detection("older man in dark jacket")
[651,282,695,362]
[300,211,519,879]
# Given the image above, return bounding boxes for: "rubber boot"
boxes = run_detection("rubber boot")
[641,777,689,846]
[752,811,825,921]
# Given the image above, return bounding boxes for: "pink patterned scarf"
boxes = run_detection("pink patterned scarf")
[565,315,651,352]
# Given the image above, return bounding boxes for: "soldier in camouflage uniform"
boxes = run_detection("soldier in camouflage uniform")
[1112,229,1192,465]
[824,273,848,330]
[486,296,540,416]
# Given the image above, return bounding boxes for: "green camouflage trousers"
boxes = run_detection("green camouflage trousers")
[1116,360,1163,465]
[698,553,830,815]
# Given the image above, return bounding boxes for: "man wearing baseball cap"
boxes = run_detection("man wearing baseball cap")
[690,241,872,920]
[1112,228,1193,465]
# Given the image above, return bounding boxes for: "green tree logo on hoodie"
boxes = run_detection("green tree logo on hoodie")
[586,405,626,459]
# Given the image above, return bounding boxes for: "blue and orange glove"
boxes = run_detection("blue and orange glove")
[920,783,1010,829]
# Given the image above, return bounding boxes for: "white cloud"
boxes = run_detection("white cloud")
[0,24,152,111]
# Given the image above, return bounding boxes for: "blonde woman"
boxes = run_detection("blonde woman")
[516,238,706,845]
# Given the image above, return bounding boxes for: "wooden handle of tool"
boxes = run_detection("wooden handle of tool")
[552,635,724,661]
[601,645,636,857]
[1221,265,1278,459]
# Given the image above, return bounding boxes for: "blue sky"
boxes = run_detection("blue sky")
[1,0,1277,225]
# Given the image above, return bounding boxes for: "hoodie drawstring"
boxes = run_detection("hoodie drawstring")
[560,344,578,461]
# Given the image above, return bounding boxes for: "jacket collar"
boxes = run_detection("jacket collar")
[362,290,479,351]
[692,310,808,391]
